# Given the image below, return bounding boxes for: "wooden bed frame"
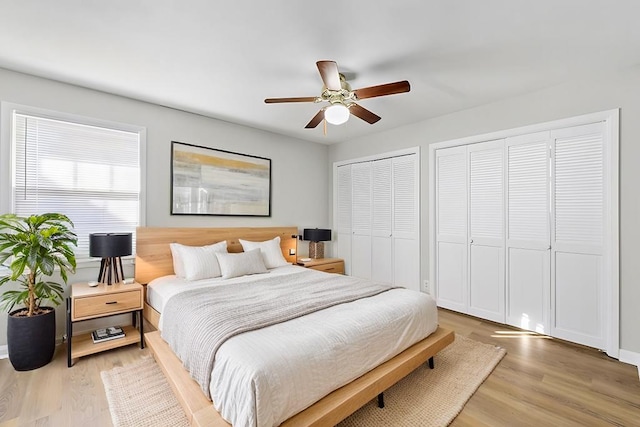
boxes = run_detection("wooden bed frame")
[135,226,454,427]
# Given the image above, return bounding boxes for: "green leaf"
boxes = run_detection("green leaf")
[0,289,29,312]
[39,254,55,276]
[0,251,13,266]
[35,281,64,305]
[27,245,40,269]
[9,255,28,279]
[37,231,54,251]
[0,215,26,233]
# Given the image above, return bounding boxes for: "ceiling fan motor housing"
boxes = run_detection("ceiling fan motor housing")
[322,74,354,106]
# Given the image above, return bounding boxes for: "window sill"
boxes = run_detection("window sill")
[0,256,135,275]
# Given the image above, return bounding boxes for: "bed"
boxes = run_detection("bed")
[135,226,454,427]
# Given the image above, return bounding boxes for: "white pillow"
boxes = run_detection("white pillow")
[239,236,289,269]
[169,241,227,281]
[216,249,268,279]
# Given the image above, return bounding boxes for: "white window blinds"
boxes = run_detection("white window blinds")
[12,113,141,259]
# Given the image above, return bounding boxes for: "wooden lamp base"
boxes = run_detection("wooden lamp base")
[98,257,125,285]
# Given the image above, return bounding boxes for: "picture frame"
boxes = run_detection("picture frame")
[171,141,271,216]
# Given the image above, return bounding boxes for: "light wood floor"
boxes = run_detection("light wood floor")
[439,310,640,427]
[0,310,638,426]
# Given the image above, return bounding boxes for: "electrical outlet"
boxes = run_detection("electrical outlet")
[289,248,296,256]
[422,280,429,293]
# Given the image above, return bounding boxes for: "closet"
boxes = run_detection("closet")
[430,111,619,357]
[335,149,420,292]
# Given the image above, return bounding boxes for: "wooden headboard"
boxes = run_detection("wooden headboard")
[134,226,298,284]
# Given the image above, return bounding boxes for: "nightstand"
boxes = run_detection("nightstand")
[297,258,345,274]
[66,282,144,367]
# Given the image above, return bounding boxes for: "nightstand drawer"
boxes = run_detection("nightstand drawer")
[73,289,142,320]
[309,261,345,274]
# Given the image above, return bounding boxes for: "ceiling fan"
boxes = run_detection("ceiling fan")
[264,60,410,129]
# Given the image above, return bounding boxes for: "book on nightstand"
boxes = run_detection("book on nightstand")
[92,326,125,343]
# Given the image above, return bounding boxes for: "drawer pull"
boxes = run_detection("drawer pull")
[105,301,118,305]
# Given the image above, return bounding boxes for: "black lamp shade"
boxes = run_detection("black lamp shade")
[303,228,331,242]
[89,233,132,258]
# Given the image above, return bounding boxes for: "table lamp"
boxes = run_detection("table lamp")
[303,228,331,259]
[89,233,132,285]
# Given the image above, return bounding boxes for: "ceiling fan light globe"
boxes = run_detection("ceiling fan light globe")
[324,104,350,125]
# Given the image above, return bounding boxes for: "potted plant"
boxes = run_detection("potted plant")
[0,213,77,370]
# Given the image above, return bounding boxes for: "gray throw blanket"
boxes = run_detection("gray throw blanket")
[161,269,395,398]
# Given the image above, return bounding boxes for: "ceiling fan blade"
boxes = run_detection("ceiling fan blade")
[264,96,317,104]
[305,110,325,128]
[349,103,381,124]
[353,80,410,100]
[316,60,342,91]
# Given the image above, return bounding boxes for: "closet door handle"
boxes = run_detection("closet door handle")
[469,239,474,244]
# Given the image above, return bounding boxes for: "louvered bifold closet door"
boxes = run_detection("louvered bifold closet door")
[371,158,393,284]
[336,164,353,274]
[468,140,506,323]
[435,146,468,312]
[505,132,551,333]
[351,162,373,280]
[551,122,606,349]
[392,154,420,291]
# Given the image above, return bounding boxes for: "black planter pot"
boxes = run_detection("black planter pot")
[7,307,56,371]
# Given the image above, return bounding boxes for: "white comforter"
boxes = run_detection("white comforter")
[150,266,438,427]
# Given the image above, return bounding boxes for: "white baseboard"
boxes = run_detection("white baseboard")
[619,349,640,379]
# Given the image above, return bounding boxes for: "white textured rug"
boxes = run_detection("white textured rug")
[102,335,505,427]
[101,356,189,427]
[338,335,506,426]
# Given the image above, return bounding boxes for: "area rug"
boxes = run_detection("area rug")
[101,334,505,427]
[338,334,506,426]
[101,356,190,427]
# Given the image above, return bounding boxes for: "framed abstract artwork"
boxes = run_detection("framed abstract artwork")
[171,141,271,216]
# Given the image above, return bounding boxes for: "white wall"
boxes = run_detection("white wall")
[328,65,640,355]
[0,68,330,347]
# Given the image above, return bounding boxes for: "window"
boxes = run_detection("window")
[3,104,145,260]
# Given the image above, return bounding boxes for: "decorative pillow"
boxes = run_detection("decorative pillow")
[239,236,289,269]
[215,249,268,279]
[169,241,227,281]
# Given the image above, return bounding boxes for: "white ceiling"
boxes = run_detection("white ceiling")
[1,1,640,144]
